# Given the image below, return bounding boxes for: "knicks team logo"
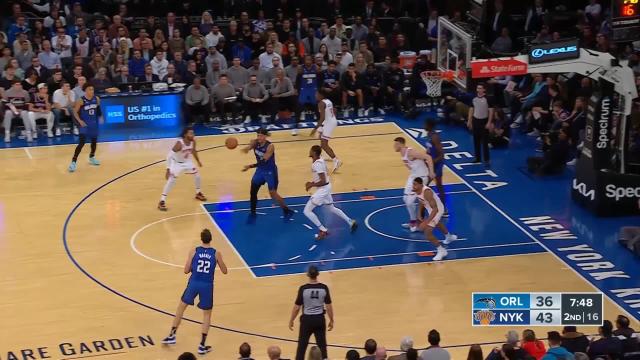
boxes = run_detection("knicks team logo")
[106,105,125,123]
[474,310,496,325]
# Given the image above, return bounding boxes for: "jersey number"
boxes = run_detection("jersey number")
[196,260,211,273]
[310,290,320,299]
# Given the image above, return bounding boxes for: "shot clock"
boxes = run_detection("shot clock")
[611,0,640,42]
[472,293,603,326]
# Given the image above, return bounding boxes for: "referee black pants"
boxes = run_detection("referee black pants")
[472,117,490,163]
[295,314,327,360]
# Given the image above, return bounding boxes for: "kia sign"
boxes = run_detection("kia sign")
[528,39,580,64]
[470,59,528,78]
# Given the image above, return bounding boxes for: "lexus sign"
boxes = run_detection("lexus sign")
[470,59,528,78]
[528,39,580,64]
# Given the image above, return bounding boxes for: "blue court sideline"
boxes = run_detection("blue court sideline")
[203,183,545,277]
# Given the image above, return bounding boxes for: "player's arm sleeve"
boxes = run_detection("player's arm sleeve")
[295,286,304,305]
[324,285,332,304]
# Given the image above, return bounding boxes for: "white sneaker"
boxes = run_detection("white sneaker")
[243,116,252,124]
[510,122,521,129]
[332,158,342,173]
[260,116,269,124]
[4,132,10,142]
[343,109,349,118]
[566,158,577,166]
[55,128,61,136]
[401,223,411,229]
[357,108,364,117]
[378,108,386,115]
[409,226,419,233]
[291,128,298,136]
[577,142,584,151]
[47,129,53,138]
[300,112,306,121]
[73,127,79,135]
[443,233,458,245]
[26,132,33,142]
[32,131,38,139]
[433,247,448,261]
[527,129,540,137]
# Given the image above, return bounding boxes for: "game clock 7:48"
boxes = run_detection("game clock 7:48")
[561,293,603,326]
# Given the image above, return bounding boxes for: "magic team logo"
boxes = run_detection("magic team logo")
[105,105,125,123]
[473,297,497,325]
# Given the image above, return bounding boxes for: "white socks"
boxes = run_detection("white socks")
[161,176,177,201]
[304,201,327,232]
[194,173,202,193]
[328,204,351,224]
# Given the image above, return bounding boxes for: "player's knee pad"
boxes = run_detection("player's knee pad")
[403,193,417,207]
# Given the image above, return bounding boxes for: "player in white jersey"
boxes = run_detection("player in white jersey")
[393,137,435,232]
[158,127,207,211]
[310,89,342,173]
[412,177,457,261]
[303,145,357,240]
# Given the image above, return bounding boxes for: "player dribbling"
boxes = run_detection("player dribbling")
[158,127,207,211]
[412,177,457,261]
[310,90,342,174]
[304,145,357,239]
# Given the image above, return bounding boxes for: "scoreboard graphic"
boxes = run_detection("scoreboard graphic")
[472,293,603,326]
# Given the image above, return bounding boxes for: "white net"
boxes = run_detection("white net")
[421,71,443,98]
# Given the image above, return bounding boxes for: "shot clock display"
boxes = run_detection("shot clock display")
[619,0,638,17]
[611,0,640,42]
[472,293,603,326]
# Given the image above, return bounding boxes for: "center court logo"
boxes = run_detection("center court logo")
[106,105,125,123]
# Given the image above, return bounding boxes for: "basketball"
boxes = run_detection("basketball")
[225,137,238,149]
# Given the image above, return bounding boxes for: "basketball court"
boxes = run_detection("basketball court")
[1,120,639,360]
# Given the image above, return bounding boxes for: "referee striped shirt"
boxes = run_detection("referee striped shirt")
[295,283,332,315]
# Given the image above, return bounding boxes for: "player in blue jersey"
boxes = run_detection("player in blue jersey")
[293,55,320,136]
[68,83,101,172]
[424,120,448,216]
[241,128,294,217]
[162,229,228,355]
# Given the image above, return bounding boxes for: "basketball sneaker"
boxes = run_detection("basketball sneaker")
[332,159,342,174]
[283,208,295,219]
[32,130,38,139]
[409,225,419,233]
[195,192,207,201]
[73,127,79,135]
[198,345,212,355]
[161,335,176,345]
[158,201,168,211]
[291,128,298,136]
[89,157,101,166]
[350,219,358,232]
[315,230,328,240]
[442,209,450,218]
[443,233,458,245]
[68,161,77,172]
[433,247,448,261]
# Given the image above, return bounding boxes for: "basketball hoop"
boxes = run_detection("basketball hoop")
[420,71,453,98]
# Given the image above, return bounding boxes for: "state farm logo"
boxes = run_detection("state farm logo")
[480,64,527,73]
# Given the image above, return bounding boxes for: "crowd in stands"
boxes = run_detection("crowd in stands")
[2,0,638,169]
[172,315,638,360]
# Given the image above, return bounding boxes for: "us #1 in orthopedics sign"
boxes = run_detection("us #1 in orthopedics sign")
[528,39,580,64]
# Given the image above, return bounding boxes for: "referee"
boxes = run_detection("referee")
[289,266,334,360]
[467,83,494,164]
